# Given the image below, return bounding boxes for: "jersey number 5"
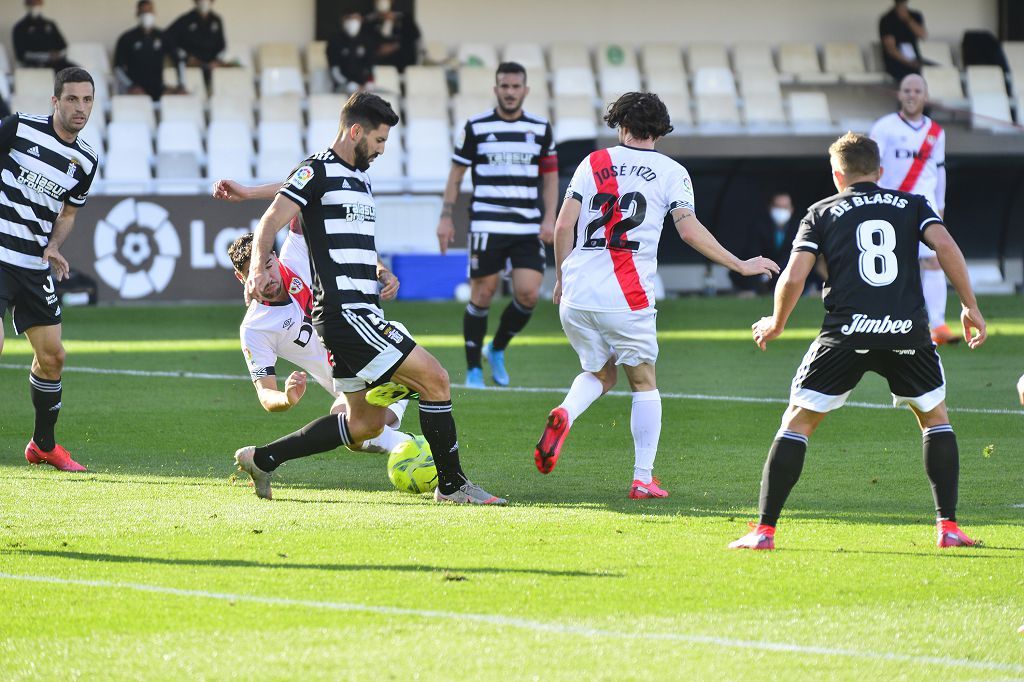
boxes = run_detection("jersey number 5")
[582,192,645,251]
[856,220,898,287]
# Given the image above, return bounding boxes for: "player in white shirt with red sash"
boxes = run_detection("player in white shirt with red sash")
[533,92,779,498]
[870,74,957,345]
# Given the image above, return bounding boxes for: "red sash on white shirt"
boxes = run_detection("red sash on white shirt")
[897,119,941,193]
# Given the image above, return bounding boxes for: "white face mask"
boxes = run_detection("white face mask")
[376,0,391,12]
[770,207,793,225]
[139,12,156,29]
[197,0,211,14]
[343,19,361,36]
[28,6,42,18]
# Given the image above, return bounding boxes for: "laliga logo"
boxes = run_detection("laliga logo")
[94,198,181,299]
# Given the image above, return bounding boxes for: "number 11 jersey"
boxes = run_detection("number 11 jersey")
[561,145,695,313]
[793,181,942,349]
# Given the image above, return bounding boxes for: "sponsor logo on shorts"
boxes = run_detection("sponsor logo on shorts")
[840,314,913,335]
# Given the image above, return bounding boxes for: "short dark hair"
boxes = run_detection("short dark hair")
[828,132,880,177]
[341,91,399,130]
[54,67,94,98]
[227,233,254,273]
[496,61,527,84]
[137,0,153,10]
[603,92,673,140]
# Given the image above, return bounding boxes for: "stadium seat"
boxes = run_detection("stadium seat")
[779,43,838,84]
[686,44,729,73]
[222,43,255,71]
[211,68,256,101]
[457,43,499,68]
[406,145,449,191]
[107,120,154,158]
[548,43,590,71]
[0,71,9,101]
[308,94,346,124]
[659,92,693,130]
[77,119,105,157]
[11,93,53,118]
[921,66,966,107]
[156,120,203,159]
[422,41,451,66]
[256,148,303,182]
[155,152,202,188]
[966,65,1008,96]
[743,93,787,129]
[458,66,494,96]
[14,68,53,98]
[553,95,594,121]
[102,149,151,194]
[159,94,204,128]
[404,95,448,122]
[259,67,305,97]
[737,69,782,97]
[453,94,494,129]
[553,116,598,144]
[824,42,886,84]
[918,40,954,67]
[206,147,253,181]
[503,43,546,70]
[305,119,336,155]
[596,43,637,71]
[373,65,401,95]
[695,94,741,131]
[0,45,10,75]
[209,95,255,127]
[553,67,597,98]
[258,42,301,71]
[66,42,111,77]
[163,66,206,98]
[599,67,642,101]
[110,95,157,130]
[207,120,254,157]
[404,66,448,98]
[693,67,737,97]
[305,40,329,94]
[404,118,450,151]
[645,69,689,96]
[258,95,303,125]
[1004,41,1024,86]
[732,44,776,73]
[640,44,682,72]
[788,92,833,133]
[366,139,405,192]
[970,92,1014,132]
[257,120,302,153]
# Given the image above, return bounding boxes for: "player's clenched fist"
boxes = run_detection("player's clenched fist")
[211,179,248,202]
[751,316,782,351]
[285,371,307,406]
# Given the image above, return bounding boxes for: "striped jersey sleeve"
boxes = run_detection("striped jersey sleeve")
[278,159,324,207]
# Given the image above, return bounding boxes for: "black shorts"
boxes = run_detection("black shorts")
[790,342,945,413]
[0,262,61,334]
[314,309,417,394]
[468,232,546,278]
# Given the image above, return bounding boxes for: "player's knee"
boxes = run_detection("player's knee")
[38,345,66,373]
[516,290,539,309]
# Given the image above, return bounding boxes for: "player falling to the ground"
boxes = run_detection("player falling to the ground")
[870,74,957,345]
[0,67,98,472]
[730,132,985,551]
[233,91,505,504]
[225,227,412,454]
[436,61,558,388]
[535,92,780,498]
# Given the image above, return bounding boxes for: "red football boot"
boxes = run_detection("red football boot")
[25,440,87,472]
[534,407,570,474]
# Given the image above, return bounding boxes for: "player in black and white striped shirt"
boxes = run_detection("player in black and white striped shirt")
[0,67,98,473]
[437,62,558,389]
[233,92,505,505]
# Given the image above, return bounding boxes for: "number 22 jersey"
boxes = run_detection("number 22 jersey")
[561,145,695,313]
[793,181,942,349]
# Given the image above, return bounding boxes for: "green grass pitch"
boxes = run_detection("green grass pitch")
[1,295,1022,680]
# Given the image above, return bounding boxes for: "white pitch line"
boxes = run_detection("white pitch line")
[0,572,1020,673]
[1,363,1022,416]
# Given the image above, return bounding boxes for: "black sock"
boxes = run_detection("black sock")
[253,413,352,472]
[419,400,465,494]
[491,299,533,351]
[463,303,488,369]
[922,424,958,522]
[758,430,808,527]
[29,373,62,452]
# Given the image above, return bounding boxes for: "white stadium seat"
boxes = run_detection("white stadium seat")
[970,93,1014,131]
[1004,42,1024,83]
[732,44,776,73]
[212,68,256,101]
[693,68,737,97]
[966,65,1008,97]
[788,92,833,133]
[640,44,682,71]
[206,147,253,181]
[257,121,302,153]
[159,95,204,128]
[258,42,301,71]
[102,149,151,194]
[660,92,693,130]
[308,94,346,124]
[918,40,954,67]
[548,43,590,71]
[207,120,254,157]
[258,95,303,125]
[403,119,450,150]
[66,42,111,76]
[457,43,499,68]
[78,119,106,157]
[306,41,331,95]
[14,68,55,98]
[695,94,741,131]
[553,97,598,143]
[156,120,203,157]
[599,67,642,101]
[922,66,966,107]
[107,120,154,158]
[779,43,838,84]
[163,66,206,98]
[155,152,202,189]
[595,43,637,71]
[404,66,448,98]
[306,119,336,155]
[404,95,448,122]
[259,67,305,97]
[553,67,596,98]
[210,95,254,127]
[366,140,405,192]
[743,93,787,129]
[453,94,495,130]
[373,66,401,95]
[737,69,782,97]
[405,146,449,191]
[459,66,494,96]
[422,41,451,66]
[645,69,689,96]
[11,94,53,118]
[687,44,729,73]
[503,43,546,70]
[256,149,304,182]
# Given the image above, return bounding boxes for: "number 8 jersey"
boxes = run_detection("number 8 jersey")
[794,181,941,349]
[561,146,695,312]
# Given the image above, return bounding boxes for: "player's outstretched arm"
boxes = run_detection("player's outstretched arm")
[254,372,307,412]
[752,252,816,351]
[212,180,283,202]
[552,198,581,304]
[671,209,780,278]
[924,223,986,348]
[436,164,468,254]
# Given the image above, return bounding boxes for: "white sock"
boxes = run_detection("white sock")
[559,372,605,425]
[631,389,661,484]
[387,398,409,427]
[363,426,413,453]
[921,268,948,329]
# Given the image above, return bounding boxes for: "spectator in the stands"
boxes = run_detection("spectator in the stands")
[115,1,176,100]
[0,93,10,119]
[879,0,928,82]
[13,0,75,71]
[731,192,813,297]
[167,0,226,89]
[327,13,375,93]
[368,0,421,72]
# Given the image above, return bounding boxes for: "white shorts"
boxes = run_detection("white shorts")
[559,305,658,372]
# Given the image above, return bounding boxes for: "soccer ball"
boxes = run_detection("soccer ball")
[387,436,437,494]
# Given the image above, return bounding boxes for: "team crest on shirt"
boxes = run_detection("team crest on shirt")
[66,160,77,177]
[525,132,535,145]
[289,166,315,189]
[288,276,303,295]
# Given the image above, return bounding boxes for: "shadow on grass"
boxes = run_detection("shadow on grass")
[2,549,624,578]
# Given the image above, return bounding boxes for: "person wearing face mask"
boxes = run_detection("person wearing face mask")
[114,1,174,100]
[166,0,226,89]
[13,0,75,71]
[730,192,807,297]
[327,13,375,93]
[368,0,422,72]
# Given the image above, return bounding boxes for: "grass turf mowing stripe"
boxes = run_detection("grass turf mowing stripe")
[0,571,1020,674]
[1,362,1022,416]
